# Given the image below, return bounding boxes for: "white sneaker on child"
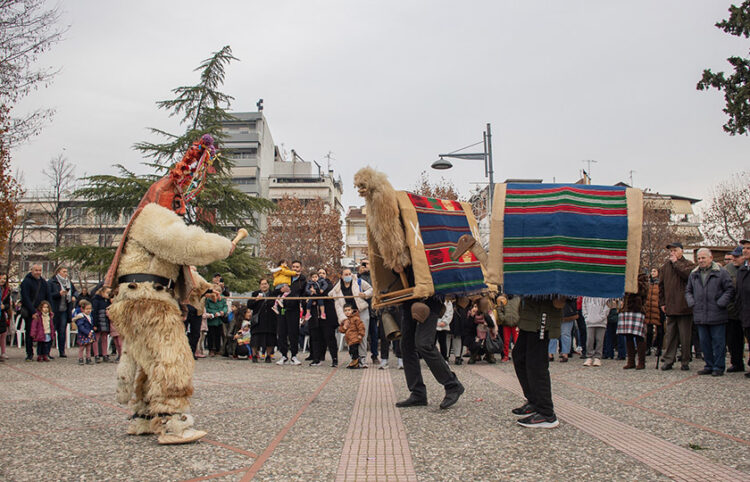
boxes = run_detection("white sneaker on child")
[290,356,302,366]
[276,356,288,365]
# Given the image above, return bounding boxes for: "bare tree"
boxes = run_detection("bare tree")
[701,172,750,245]
[261,196,343,273]
[412,170,461,200]
[40,154,81,248]
[641,196,678,270]
[0,0,66,144]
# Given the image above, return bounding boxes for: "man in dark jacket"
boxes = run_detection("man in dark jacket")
[48,266,77,358]
[659,242,696,371]
[724,245,745,373]
[686,248,734,376]
[735,239,750,378]
[20,264,51,361]
[276,260,306,366]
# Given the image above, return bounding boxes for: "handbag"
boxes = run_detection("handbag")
[485,333,502,354]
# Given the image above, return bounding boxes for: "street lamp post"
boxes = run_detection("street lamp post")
[431,123,495,216]
[19,217,36,276]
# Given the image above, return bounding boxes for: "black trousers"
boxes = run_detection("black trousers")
[726,319,745,369]
[54,310,70,355]
[576,310,587,356]
[24,312,34,359]
[185,313,202,355]
[348,344,359,361]
[379,308,402,360]
[512,329,555,417]
[207,325,223,353]
[308,312,336,363]
[401,299,460,400]
[277,309,300,357]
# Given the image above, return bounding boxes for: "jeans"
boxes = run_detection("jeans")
[357,309,371,360]
[54,310,70,355]
[548,320,574,355]
[513,329,555,417]
[697,323,727,372]
[603,323,627,359]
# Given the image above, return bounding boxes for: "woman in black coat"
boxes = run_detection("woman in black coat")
[247,278,276,363]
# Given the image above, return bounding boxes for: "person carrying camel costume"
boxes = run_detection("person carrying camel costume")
[106,134,246,445]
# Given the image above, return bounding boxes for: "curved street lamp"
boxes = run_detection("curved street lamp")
[431,123,495,215]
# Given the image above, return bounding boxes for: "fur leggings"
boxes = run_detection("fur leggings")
[109,284,195,426]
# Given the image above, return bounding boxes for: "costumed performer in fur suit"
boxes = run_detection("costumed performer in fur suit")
[354,167,464,410]
[106,135,245,445]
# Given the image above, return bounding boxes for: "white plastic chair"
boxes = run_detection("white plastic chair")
[15,316,24,348]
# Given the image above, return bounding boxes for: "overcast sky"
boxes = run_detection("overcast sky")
[13,0,749,212]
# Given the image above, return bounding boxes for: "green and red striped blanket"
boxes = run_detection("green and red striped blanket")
[487,183,642,297]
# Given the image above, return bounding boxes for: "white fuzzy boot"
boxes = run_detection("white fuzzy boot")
[155,414,207,445]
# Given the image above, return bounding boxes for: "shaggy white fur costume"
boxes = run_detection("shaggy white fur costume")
[108,203,233,444]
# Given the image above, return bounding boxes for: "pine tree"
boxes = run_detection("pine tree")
[51,46,274,292]
[697,1,750,135]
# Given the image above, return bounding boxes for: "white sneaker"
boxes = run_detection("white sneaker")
[592,358,602,367]
[276,356,288,365]
[397,358,404,369]
[290,356,302,366]
[378,359,389,370]
[583,358,593,367]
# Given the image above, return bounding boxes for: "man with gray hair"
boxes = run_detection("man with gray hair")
[20,264,51,362]
[685,248,734,376]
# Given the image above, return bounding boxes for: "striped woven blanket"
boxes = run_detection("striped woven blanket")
[399,192,486,296]
[487,183,643,298]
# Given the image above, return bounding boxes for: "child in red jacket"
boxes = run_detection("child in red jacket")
[30,301,55,362]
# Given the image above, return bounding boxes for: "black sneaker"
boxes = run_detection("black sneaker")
[511,402,536,417]
[726,365,744,373]
[711,370,724,377]
[309,361,321,366]
[85,358,93,365]
[697,368,712,375]
[331,360,338,368]
[517,413,559,429]
[95,356,102,364]
[47,355,54,360]
[661,362,673,371]
[78,358,84,365]
[59,354,67,358]
[680,364,690,371]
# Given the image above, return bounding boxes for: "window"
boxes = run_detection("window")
[233,177,257,185]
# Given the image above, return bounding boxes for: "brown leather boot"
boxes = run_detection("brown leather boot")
[623,337,636,369]
[636,338,646,370]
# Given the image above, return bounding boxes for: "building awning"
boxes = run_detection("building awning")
[670,199,694,215]
[232,166,257,177]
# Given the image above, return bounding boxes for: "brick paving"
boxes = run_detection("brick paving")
[335,367,417,481]
[471,365,750,482]
[2,344,749,481]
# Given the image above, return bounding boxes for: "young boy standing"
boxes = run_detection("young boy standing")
[339,304,366,369]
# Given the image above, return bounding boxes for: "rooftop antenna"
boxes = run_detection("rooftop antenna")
[324,151,335,171]
[256,98,264,111]
[628,169,636,187]
[582,159,597,181]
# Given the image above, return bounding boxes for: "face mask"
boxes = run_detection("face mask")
[343,276,352,283]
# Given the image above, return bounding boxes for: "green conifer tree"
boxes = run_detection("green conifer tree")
[52,46,273,291]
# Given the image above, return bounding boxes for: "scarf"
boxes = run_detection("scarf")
[41,312,51,334]
[56,274,72,302]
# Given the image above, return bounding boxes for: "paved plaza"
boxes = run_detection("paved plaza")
[1,346,749,481]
